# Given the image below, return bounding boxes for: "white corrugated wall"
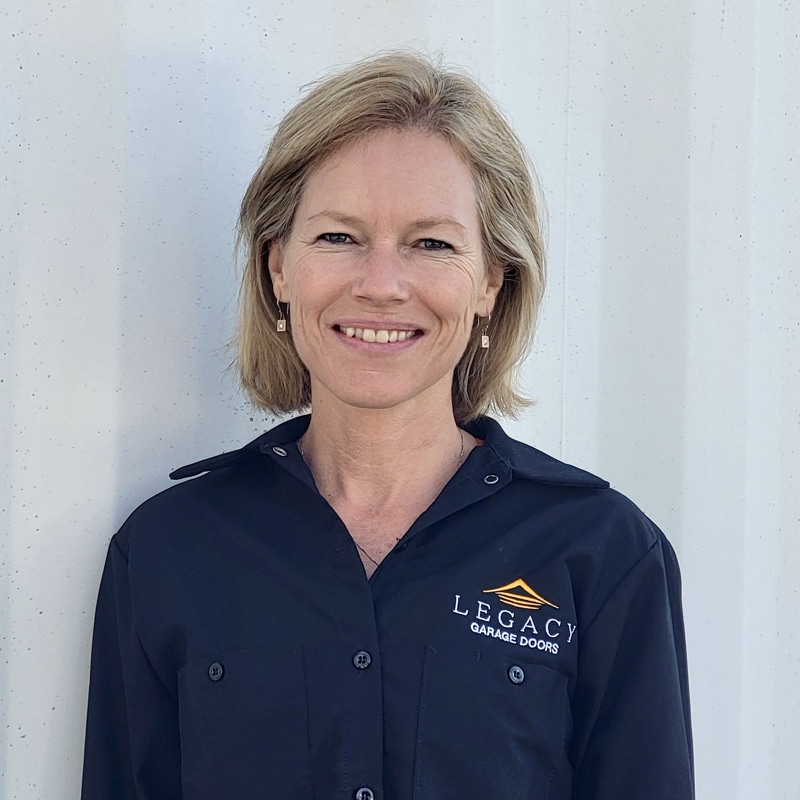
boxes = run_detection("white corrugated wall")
[2,1,798,797]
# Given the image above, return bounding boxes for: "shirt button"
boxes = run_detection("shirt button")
[484,474,499,485]
[355,788,375,800]
[353,650,372,670]
[508,665,525,684]
[272,446,288,457]
[208,662,224,682]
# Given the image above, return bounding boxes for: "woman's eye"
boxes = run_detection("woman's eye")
[318,232,351,244]
[420,238,451,251]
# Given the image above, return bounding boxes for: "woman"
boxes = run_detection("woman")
[82,53,694,799]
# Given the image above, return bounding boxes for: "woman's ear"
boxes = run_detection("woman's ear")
[477,264,504,317]
[268,241,288,303]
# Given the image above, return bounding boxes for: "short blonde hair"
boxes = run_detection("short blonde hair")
[237,51,545,423]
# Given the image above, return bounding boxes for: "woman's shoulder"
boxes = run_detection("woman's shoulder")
[474,416,665,557]
[113,416,312,555]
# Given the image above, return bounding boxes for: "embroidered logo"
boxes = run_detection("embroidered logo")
[483,578,559,611]
[451,578,575,655]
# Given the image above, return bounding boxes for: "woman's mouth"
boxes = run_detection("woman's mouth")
[336,325,420,343]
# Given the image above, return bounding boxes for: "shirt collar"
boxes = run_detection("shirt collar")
[463,417,608,489]
[170,414,608,489]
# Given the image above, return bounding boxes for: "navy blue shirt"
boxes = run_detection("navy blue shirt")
[81,415,694,799]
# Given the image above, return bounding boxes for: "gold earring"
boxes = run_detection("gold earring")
[276,301,287,333]
[481,313,490,349]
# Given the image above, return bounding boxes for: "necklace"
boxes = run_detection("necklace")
[297,428,468,568]
[353,539,380,567]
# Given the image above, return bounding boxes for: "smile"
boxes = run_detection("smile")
[336,325,420,343]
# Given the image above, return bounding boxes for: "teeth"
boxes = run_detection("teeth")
[340,326,416,342]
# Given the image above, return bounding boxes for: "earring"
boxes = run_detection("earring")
[481,313,490,349]
[276,301,287,333]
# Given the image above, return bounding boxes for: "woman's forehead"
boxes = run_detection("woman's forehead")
[296,130,481,232]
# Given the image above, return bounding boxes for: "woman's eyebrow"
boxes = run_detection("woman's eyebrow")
[305,211,469,236]
[408,216,468,235]
[306,210,363,227]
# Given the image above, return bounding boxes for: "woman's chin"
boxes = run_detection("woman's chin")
[310,375,452,417]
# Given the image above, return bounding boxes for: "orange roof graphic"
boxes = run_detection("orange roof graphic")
[483,578,559,610]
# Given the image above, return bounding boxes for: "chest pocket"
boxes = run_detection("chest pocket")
[413,643,569,799]
[178,645,313,800]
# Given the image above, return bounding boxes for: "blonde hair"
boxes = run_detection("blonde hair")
[237,51,546,423]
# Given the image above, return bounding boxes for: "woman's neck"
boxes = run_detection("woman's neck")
[298,398,473,511]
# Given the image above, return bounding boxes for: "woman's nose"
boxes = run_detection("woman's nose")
[351,244,411,303]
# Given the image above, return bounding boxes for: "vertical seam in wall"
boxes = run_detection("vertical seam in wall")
[740,1,772,795]
[559,0,575,461]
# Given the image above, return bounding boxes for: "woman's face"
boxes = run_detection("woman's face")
[269,129,502,418]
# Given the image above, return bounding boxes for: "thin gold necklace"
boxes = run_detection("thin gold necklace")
[298,428,468,568]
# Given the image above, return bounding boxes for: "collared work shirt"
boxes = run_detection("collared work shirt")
[81,416,694,799]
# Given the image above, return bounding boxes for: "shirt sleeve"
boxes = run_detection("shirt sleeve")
[569,532,694,800]
[81,536,182,800]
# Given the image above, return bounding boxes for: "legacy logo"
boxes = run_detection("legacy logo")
[452,578,576,655]
[483,578,559,611]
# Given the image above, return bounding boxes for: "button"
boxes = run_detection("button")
[208,662,224,682]
[484,474,499,485]
[272,446,288,457]
[355,788,375,800]
[508,665,525,684]
[353,650,372,670]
